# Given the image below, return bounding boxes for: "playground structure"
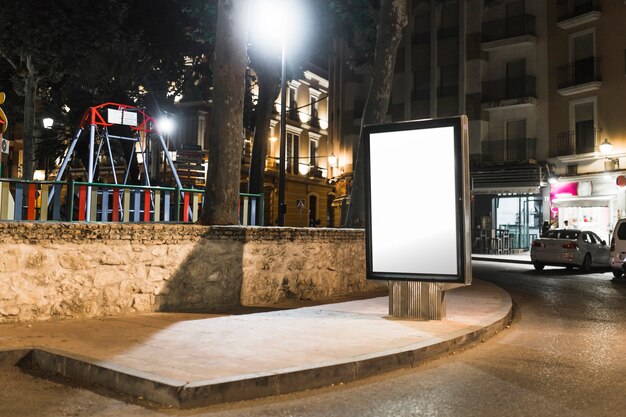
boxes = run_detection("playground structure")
[53,103,182,221]
[0,102,264,225]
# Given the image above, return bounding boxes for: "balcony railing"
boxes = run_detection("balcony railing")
[411,89,430,101]
[482,14,535,43]
[481,138,537,163]
[482,76,537,102]
[0,178,263,225]
[437,25,458,39]
[554,129,600,156]
[557,57,601,89]
[557,0,601,22]
[437,85,459,98]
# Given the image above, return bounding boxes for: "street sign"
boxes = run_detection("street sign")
[296,199,305,209]
[1,138,8,154]
[0,92,8,134]
[363,116,471,285]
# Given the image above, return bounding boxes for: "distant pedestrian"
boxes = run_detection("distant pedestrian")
[541,221,550,236]
[564,220,571,229]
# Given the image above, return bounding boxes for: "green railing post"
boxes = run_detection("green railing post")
[66,180,75,221]
[174,186,181,222]
[258,193,264,226]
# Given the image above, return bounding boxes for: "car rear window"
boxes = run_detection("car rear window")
[617,223,626,240]
[544,230,579,239]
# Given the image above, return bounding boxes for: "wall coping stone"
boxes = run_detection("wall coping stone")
[0,222,365,244]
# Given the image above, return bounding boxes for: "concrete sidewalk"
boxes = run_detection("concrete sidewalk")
[0,279,512,409]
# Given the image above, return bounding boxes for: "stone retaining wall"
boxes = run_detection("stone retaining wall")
[0,223,381,323]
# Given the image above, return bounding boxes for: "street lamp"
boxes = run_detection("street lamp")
[600,138,619,168]
[42,118,54,129]
[249,0,307,226]
[157,115,176,183]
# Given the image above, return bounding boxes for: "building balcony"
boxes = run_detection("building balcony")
[481,138,537,163]
[438,25,459,40]
[552,129,601,157]
[482,76,537,110]
[556,57,602,95]
[412,31,430,44]
[411,89,430,101]
[437,85,458,98]
[557,0,601,30]
[481,14,536,51]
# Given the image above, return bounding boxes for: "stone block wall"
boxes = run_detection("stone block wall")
[0,223,382,323]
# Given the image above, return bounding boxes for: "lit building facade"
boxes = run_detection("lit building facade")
[334,0,550,251]
[177,64,339,227]
[546,0,626,243]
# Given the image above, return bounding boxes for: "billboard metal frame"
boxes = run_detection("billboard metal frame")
[363,116,471,285]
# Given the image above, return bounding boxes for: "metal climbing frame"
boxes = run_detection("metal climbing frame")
[53,103,182,221]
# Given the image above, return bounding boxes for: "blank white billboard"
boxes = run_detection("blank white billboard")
[363,117,470,283]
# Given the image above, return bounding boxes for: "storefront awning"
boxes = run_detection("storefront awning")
[552,195,615,208]
[472,186,540,195]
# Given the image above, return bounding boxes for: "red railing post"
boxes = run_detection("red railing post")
[112,188,120,222]
[27,183,37,220]
[143,190,151,222]
[78,185,87,221]
[183,192,190,222]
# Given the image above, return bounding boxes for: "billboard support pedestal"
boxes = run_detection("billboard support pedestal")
[388,280,446,320]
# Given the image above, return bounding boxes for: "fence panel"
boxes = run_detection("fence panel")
[0,179,262,225]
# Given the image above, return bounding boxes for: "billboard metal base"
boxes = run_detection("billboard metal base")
[388,281,446,320]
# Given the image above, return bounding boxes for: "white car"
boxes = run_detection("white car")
[609,219,626,278]
[530,229,609,271]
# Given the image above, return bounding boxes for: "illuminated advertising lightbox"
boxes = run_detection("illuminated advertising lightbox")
[363,116,471,284]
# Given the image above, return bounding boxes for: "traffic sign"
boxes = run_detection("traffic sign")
[0,92,7,134]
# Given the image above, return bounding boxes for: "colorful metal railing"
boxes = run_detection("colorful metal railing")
[0,178,263,225]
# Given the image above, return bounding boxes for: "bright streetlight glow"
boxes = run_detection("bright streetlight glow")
[600,138,613,155]
[158,117,175,135]
[328,153,337,167]
[42,118,54,129]
[249,0,307,55]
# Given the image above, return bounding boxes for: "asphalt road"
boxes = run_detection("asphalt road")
[1,261,626,417]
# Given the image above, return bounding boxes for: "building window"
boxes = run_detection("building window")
[288,86,298,119]
[573,100,595,154]
[309,138,318,167]
[310,92,320,127]
[287,131,299,174]
[438,64,459,97]
[506,59,526,98]
[439,0,459,39]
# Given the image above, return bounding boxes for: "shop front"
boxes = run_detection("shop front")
[550,176,624,243]
[473,193,544,253]
[471,164,546,253]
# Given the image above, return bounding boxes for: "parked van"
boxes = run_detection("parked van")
[609,219,626,277]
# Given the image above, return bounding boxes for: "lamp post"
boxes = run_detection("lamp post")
[42,118,54,180]
[249,0,307,225]
[277,39,287,226]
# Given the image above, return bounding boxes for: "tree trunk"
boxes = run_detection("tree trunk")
[200,0,251,225]
[248,60,281,195]
[345,0,408,227]
[22,72,38,180]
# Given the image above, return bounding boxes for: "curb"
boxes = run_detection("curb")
[0,284,513,409]
[472,256,532,265]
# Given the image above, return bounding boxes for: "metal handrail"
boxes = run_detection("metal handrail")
[557,0,601,22]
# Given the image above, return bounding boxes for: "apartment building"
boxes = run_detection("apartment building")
[333,0,550,250]
[546,0,626,242]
